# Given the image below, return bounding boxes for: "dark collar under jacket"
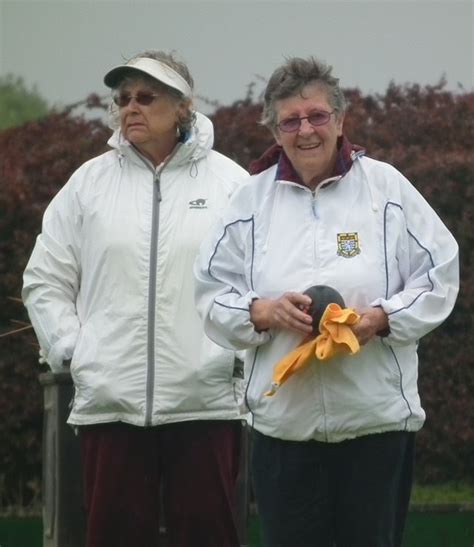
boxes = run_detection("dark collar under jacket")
[249,136,366,187]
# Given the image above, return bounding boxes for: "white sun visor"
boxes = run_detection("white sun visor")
[104,57,192,98]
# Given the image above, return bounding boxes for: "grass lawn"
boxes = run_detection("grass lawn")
[410,481,474,505]
[1,483,473,547]
[246,483,474,547]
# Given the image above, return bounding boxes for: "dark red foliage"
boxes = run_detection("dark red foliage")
[0,97,110,507]
[212,99,273,168]
[0,85,472,508]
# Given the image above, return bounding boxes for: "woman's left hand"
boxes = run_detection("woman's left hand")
[351,307,389,346]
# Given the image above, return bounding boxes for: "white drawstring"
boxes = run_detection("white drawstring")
[364,173,379,212]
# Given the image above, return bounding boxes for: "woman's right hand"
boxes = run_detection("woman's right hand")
[250,292,313,335]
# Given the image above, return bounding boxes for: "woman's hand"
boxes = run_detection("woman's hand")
[351,306,389,346]
[250,292,313,335]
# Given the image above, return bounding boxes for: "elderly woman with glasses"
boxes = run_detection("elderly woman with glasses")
[22,50,248,547]
[195,56,459,547]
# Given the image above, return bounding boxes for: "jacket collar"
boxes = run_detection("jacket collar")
[249,135,365,187]
[107,111,215,169]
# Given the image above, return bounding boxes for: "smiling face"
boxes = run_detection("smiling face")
[118,79,186,165]
[274,82,345,188]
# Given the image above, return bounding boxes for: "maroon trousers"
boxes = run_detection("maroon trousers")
[79,420,242,547]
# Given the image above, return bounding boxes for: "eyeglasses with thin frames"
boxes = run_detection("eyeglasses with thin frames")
[277,110,335,133]
[113,92,160,107]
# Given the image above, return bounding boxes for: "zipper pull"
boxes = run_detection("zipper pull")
[311,192,318,218]
[155,175,162,202]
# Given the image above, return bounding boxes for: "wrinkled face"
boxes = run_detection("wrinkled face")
[274,82,344,187]
[117,79,184,159]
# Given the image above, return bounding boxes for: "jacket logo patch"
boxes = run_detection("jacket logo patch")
[189,198,208,209]
[337,232,360,258]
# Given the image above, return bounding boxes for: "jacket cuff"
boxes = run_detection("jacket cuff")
[46,331,78,372]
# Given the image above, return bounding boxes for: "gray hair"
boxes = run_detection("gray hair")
[261,56,347,129]
[108,50,196,133]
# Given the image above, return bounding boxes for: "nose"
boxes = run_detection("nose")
[123,97,141,112]
[298,118,315,135]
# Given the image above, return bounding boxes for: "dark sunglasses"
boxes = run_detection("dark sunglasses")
[113,92,160,107]
[277,110,335,133]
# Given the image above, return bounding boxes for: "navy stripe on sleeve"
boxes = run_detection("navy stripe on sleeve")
[383,202,435,313]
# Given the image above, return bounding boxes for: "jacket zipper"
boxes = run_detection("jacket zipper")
[311,189,328,439]
[319,365,329,441]
[137,144,181,426]
[145,173,162,425]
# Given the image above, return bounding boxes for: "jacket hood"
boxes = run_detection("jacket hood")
[107,111,214,167]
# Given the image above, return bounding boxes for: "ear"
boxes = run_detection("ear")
[177,98,192,117]
[335,112,345,137]
[273,128,282,146]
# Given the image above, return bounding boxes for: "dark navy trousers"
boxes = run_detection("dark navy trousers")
[252,429,415,547]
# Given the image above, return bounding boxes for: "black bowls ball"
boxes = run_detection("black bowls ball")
[303,285,345,334]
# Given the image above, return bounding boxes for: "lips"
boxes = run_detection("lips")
[297,142,321,150]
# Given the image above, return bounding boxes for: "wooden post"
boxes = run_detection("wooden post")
[39,371,86,547]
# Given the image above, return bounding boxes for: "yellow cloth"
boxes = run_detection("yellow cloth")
[265,304,360,396]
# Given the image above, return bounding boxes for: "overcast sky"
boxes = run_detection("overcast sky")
[0,0,472,114]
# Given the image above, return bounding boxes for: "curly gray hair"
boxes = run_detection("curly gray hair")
[261,56,347,130]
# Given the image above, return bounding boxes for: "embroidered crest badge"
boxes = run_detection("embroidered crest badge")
[337,232,361,258]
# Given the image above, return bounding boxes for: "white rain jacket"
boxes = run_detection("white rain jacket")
[194,153,459,442]
[23,112,248,427]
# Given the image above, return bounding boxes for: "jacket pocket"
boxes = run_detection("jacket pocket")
[197,335,235,385]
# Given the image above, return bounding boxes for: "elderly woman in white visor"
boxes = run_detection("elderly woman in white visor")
[22,50,247,547]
